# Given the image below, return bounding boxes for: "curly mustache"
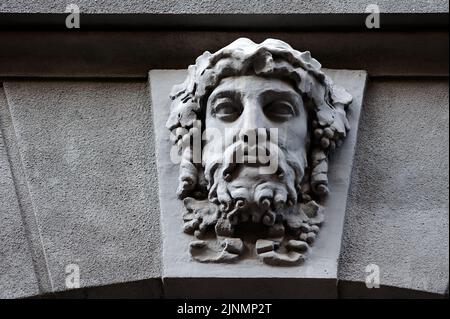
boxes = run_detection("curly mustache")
[203,137,307,225]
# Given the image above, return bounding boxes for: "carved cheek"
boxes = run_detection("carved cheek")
[278,118,308,153]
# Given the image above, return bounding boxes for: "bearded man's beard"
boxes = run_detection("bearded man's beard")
[203,138,308,230]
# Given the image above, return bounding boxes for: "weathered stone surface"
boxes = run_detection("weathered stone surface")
[1,77,446,298]
[0,85,40,299]
[338,79,449,297]
[1,0,447,14]
[150,68,367,298]
[2,81,162,296]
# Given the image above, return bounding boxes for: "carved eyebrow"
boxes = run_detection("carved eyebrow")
[209,90,241,102]
[260,89,300,99]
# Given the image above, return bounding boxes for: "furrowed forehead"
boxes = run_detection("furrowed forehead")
[208,75,299,98]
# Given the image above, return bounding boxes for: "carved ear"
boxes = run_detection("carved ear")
[330,83,353,135]
[330,83,353,106]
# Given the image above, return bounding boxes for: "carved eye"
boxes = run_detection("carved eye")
[213,99,242,122]
[264,101,296,122]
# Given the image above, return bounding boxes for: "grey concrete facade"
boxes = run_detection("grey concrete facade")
[1,0,448,14]
[0,86,40,298]
[0,81,161,297]
[0,77,447,298]
[338,79,449,297]
[0,0,448,299]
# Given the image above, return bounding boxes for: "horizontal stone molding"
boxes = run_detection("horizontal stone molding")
[0,13,448,30]
[0,31,448,78]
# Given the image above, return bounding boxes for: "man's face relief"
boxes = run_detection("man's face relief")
[202,76,309,226]
[166,38,353,264]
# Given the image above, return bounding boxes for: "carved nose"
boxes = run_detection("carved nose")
[238,106,269,145]
[241,106,265,130]
[238,127,270,147]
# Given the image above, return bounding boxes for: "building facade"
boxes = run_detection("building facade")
[0,0,448,298]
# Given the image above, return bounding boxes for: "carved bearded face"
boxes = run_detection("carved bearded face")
[203,76,309,227]
[167,38,353,264]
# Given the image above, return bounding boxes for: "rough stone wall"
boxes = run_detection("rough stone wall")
[0,0,448,14]
[0,0,448,299]
[0,81,161,298]
[0,78,447,298]
[338,79,449,297]
[0,86,40,298]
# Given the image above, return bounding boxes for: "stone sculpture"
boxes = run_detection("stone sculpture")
[166,38,353,265]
